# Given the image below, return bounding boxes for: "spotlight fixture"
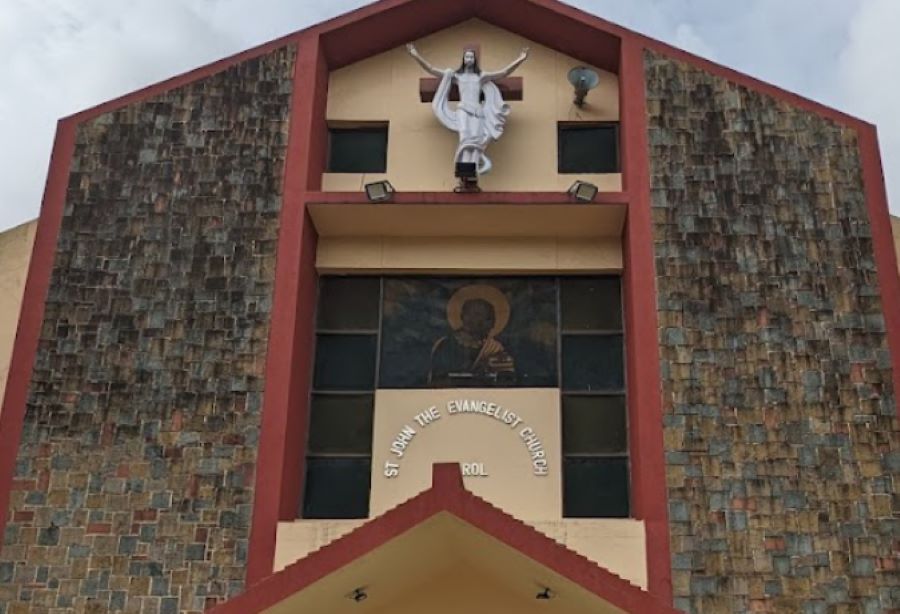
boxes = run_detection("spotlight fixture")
[453,162,480,193]
[567,180,599,203]
[567,66,600,107]
[349,587,368,603]
[536,587,554,600]
[364,180,395,203]
[455,162,478,179]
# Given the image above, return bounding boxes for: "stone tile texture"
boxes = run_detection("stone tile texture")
[646,51,900,613]
[0,45,295,613]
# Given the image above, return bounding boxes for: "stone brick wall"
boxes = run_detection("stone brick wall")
[0,45,295,613]
[646,52,900,613]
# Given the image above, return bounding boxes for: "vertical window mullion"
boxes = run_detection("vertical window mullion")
[560,276,629,518]
[302,276,380,519]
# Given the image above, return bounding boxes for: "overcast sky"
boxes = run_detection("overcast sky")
[1,0,897,232]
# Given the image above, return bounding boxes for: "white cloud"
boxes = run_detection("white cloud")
[578,0,899,215]
[672,23,716,59]
[0,0,896,233]
[0,0,369,231]
[837,0,900,218]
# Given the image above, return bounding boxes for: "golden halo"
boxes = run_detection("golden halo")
[446,284,511,337]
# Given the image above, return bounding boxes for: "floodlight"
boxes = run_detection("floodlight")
[349,587,368,603]
[364,180,395,202]
[568,180,599,203]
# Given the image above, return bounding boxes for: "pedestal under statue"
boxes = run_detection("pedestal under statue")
[407,44,528,190]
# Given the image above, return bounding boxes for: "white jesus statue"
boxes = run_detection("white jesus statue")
[407,44,529,183]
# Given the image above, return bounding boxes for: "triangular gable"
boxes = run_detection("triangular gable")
[309,0,626,73]
[65,0,864,129]
[307,0,862,127]
[211,464,679,614]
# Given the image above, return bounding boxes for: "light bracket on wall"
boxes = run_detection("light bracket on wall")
[364,180,395,203]
[348,587,368,603]
[567,180,599,203]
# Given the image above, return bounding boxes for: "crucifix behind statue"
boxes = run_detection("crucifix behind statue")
[407,44,529,191]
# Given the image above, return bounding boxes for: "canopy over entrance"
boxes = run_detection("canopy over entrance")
[212,464,678,613]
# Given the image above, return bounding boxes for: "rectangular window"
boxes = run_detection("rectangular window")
[303,458,372,519]
[302,276,628,519]
[559,277,628,518]
[563,457,629,518]
[327,124,388,173]
[301,277,380,519]
[558,123,619,174]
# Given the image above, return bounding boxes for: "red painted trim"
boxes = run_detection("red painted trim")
[637,37,864,130]
[245,34,324,586]
[858,126,900,417]
[54,0,870,137]
[476,0,621,73]
[304,47,330,193]
[304,191,629,205]
[0,120,76,546]
[312,0,624,72]
[10,0,893,603]
[66,34,305,126]
[212,464,680,614]
[312,0,865,125]
[318,0,480,70]
[307,0,865,126]
[619,38,673,604]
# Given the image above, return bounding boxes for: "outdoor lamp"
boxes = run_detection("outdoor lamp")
[568,180,599,203]
[364,180,395,202]
[567,66,600,107]
[349,587,368,603]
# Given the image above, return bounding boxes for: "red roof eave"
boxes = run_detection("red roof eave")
[211,464,680,614]
[60,0,869,132]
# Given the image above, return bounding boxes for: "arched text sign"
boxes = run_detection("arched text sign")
[383,399,549,478]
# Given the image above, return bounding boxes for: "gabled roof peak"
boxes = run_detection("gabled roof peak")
[211,464,679,614]
[311,0,626,72]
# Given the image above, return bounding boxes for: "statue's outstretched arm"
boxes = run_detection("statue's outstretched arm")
[481,47,529,81]
[407,44,444,78]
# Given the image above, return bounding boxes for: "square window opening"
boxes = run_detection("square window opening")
[558,123,619,174]
[327,124,389,173]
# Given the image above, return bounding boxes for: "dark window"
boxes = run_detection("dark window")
[559,276,628,518]
[307,394,374,455]
[313,334,377,391]
[327,125,388,173]
[562,395,627,455]
[304,276,629,519]
[303,278,380,520]
[558,123,619,174]
[561,277,621,331]
[302,458,371,519]
[318,277,380,331]
[561,334,624,391]
[563,457,629,518]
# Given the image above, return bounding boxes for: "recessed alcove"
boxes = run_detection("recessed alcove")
[307,202,626,273]
[323,19,622,193]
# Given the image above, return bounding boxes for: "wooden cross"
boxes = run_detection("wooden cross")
[416,44,523,103]
[418,77,524,103]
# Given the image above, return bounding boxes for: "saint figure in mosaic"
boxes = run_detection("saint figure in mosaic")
[428,284,516,386]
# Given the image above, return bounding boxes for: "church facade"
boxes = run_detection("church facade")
[0,0,899,612]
